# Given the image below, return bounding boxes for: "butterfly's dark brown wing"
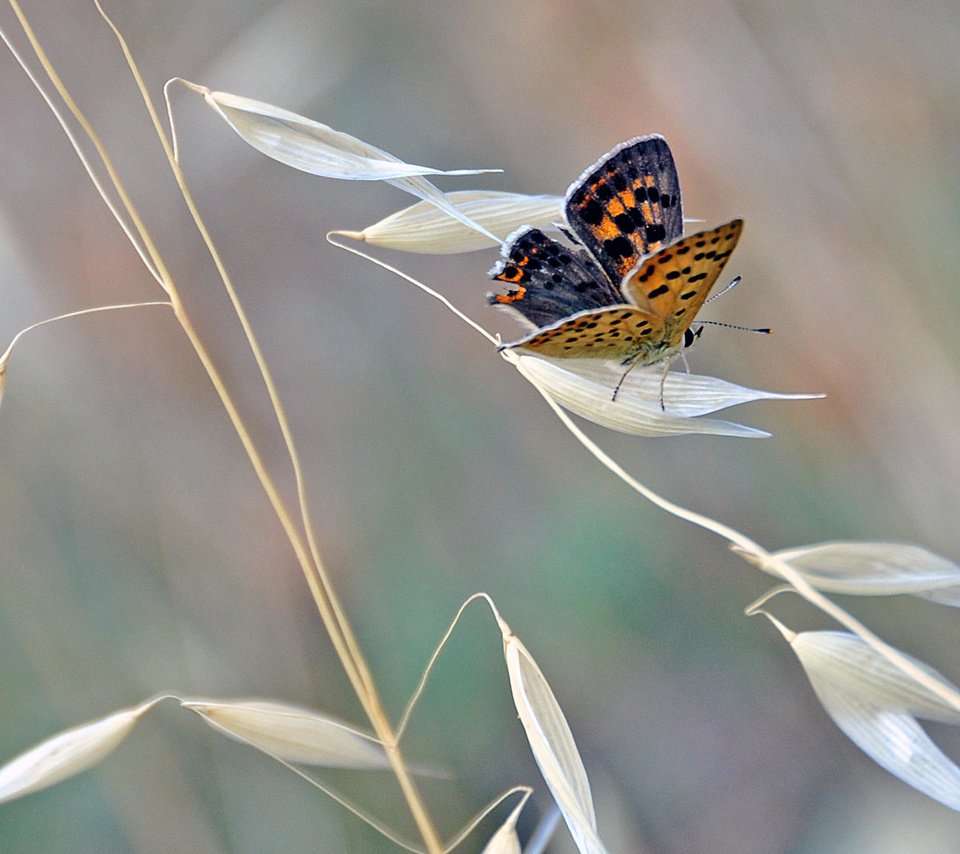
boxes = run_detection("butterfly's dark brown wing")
[488,227,621,328]
[623,219,743,348]
[565,135,683,285]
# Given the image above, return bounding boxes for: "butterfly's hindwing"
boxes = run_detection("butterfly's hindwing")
[502,305,667,362]
[488,228,620,328]
[565,135,683,283]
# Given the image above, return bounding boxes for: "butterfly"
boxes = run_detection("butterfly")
[488,135,743,396]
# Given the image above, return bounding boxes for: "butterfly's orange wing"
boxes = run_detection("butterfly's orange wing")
[502,305,666,361]
[623,219,743,349]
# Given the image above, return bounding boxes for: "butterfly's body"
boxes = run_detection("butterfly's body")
[488,135,743,384]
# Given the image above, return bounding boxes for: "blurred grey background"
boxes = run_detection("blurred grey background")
[1,1,959,851]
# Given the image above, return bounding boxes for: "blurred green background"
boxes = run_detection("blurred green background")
[1,1,959,851]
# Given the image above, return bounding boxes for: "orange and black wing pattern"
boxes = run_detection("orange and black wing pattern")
[623,219,743,350]
[488,227,620,328]
[504,220,744,365]
[490,137,744,369]
[565,135,683,285]
[500,305,666,361]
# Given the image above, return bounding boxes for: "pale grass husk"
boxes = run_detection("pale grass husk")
[758,541,960,605]
[512,354,806,438]
[0,700,157,805]
[479,798,525,854]
[501,624,608,854]
[181,698,391,769]
[351,191,564,253]
[788,630,960,810]
[202,89,501,244]
[206,90,494,182]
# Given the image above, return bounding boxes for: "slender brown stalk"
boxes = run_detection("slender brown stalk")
[6,1,443,849]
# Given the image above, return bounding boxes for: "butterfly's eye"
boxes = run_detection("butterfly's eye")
[683,325,704,348]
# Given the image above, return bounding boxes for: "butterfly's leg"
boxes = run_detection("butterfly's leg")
[657,360,671,410]
[611,357,641,402]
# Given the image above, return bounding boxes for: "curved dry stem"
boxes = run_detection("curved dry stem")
[106,47,371,694]
[510,351,960,712]
[96,2,396,748]
[190,710,426,854]
[90,5,441,851]
[744,585,793,615]
[0,23,162,288]
[328,227,960,715]
[3,2,443,849]
[162,77,185,163]
[0,302,172,369]
[327,233,500,347]
[396,593,496,741]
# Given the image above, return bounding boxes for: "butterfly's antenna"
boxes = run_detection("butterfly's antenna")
[697,319,773,335]
[697,275,772,336]
[704,275,742,304]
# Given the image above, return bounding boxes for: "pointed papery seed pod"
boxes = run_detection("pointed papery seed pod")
[204,90,501,243]
[480,800,525,854]
[512,354,773,438]
[793,632,960,722]
[766,542,960,606]
[353,191,564,254]
[206,91,494,181]
[791,631,960,810]
[181,699,390,769]
[0,703,153,805]
[550,358,822,417]
[502,630,609,854]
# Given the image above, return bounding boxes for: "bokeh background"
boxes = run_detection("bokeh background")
[1,1,959,851]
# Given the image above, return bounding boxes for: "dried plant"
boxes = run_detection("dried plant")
[1,3,959,851]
